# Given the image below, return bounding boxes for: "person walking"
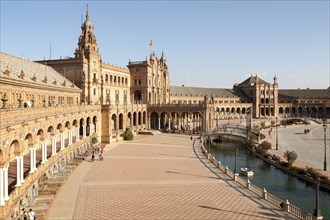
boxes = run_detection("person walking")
[91,149,96,162]
[28,208,35,220]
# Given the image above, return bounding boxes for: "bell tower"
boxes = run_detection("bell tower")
[74,4,99,59]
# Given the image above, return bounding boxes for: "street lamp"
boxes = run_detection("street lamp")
[234,148,238,174]
[323,124,327,171]
[276,117,278,150]
[313,176,321,218]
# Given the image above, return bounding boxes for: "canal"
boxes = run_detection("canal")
[207,141,330,219]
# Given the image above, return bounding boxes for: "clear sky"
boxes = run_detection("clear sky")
[1,0,329,89]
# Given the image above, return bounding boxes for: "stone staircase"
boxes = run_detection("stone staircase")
[27,160,82,219]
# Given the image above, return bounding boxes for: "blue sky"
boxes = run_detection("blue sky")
[1,0,329,89]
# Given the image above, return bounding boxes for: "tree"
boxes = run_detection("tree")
[284,150,298,167]
[260,141,272,152]
[91,133,98,144]
[260,121,266,129]
[255,141,272,156]
[123,128,134,140]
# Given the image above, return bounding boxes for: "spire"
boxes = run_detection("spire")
[75,2,99,58]
[86,3,90,22]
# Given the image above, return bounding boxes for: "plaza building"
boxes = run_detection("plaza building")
[0,8,329,218]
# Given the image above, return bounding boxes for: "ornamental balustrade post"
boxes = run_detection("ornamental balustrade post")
[262,188,268,200]
[246,179,251,189]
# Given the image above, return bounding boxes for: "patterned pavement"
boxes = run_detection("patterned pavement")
[47,134,294,219]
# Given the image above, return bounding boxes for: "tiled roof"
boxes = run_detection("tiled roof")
[170,86,248,98]
[279,89,330,99]
[0,52,80,90]
[238,75,269,86]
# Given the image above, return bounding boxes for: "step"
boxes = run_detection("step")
[35,211,46,220]
[27,202,49,211]
[38,188,57,195]
[47,177,67,183]
[67,160,81,166]
[65,165,77,169]
[56,171,71,177]
[45,182,62,188]
[35,195,55,203]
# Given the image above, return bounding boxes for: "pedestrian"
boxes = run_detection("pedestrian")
[101,145,104,154]
[28,208,35,220]
[20,208,28,220]
[91,149,95,162]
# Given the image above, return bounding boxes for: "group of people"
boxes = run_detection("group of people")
[91,145,105,162]
[21,208,35,220]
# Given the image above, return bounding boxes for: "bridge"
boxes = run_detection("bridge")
[203,124,260,145]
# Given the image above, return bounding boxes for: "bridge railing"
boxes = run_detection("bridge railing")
[196,138,314,220]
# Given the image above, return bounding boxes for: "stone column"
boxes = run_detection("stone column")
[60,133,65,150]
[168,116,171,130]
[0,167,4,206]
[90,124,94,136]
[148,117,151,130]
[193,114,195,132]
[4,165,8,201]
[197,114,200,131]
[41,140,47,163]
[83,125,86,138]
[20,156,24,184]
[33,147,36,171]
[29,146,34,173]
[51,136,57,156]
[76,126,80,142]
[158,117,161,130]
[68,129,72,146]
[15,156,21,187]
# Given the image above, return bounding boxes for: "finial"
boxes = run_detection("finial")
[86,3,90,21]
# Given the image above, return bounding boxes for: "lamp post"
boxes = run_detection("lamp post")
[234,148,238,174]
[313,176,321,218]
[323,124,327,171]
[276,117,278,150]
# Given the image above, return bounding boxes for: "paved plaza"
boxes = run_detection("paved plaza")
[261,122,330,177]
[46,133,293,219]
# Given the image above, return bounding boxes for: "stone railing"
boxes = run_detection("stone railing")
[195,139,315,220]
[0,137,92,219]
[0,105,101,127]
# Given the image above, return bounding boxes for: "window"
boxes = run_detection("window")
[94,88,96,95]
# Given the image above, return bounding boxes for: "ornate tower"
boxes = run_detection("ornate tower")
[159,51,170,104]
[74,5,102,104]
[74,5,99,59]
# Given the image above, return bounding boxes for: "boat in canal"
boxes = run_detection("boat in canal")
[240,167,254,176]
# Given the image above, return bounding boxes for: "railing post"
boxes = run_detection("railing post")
[246,179,250,189]
[283,199,290,213]
[234,173,239,181]
[262,188,268,200]
[217,161,221,168]
[225,166,228,174]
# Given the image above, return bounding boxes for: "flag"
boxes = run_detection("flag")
[149,39,153,46]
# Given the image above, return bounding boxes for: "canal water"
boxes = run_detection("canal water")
[207,141,330,219]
